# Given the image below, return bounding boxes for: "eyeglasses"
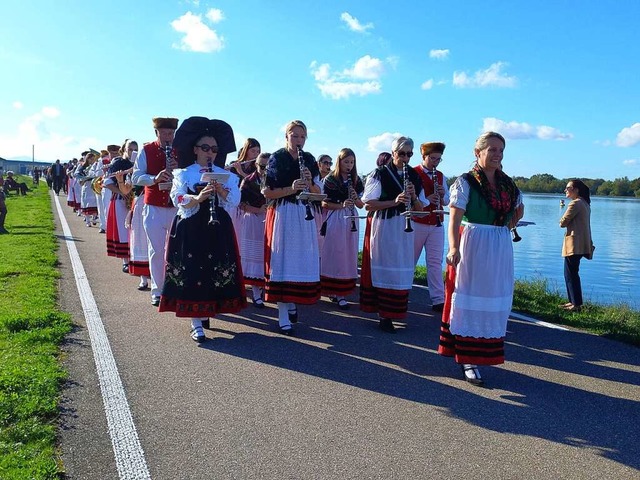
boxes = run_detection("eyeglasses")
[564,186,573,191]
[196,144,219,153]
[256,163,268,169]
[321,161,333,166]
[427,155,442,162]
[396,151,413,158]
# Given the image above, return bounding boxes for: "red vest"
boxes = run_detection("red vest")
[143,142,172,207]
[413,166,444,225]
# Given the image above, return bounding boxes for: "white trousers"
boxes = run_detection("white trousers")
[413,222,445,304]
[142,204,177,297]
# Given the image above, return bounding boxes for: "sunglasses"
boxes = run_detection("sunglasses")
[321,161,333,166]
[196,144,219,153]
[397,151,413,158]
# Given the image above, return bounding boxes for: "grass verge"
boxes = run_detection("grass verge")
[0,177,72,479]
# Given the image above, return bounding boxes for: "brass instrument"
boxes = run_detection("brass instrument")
[403,163,413,233]
[297,147,314,221]
[346,175,357,232]
[91,176,103,195]
[431,167,443,227]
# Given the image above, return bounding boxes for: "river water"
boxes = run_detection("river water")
[357,194,640,309]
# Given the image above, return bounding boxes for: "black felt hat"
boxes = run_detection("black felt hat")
[173,116,236,169]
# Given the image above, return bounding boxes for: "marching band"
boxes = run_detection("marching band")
[58,118,524,387]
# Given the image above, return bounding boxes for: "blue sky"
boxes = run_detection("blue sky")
[1,0,639,180]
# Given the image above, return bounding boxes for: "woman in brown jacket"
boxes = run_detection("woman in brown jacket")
[560,179,593,312]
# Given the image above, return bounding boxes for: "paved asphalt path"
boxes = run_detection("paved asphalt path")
[53,194,640,480]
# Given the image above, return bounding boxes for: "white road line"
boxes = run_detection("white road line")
[55,195,151,480]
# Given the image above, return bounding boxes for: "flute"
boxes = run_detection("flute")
[403,163,413,233]
[431,166,443,227]
[346,175,357,232]
[297,146,314,221]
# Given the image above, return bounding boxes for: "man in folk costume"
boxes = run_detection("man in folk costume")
[132,117,179,306]
[360,136,428,333]
[413,142,449,312]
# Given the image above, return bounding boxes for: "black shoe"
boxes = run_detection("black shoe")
[190,326,206,343]
[151,296,160,307]
[202,319,210,329]
[0,228,8,235]
[99,229,106,234]
[337,299,350,310]
[462,365,485,387]
[288,308,298,323]
[278,325,294,336]
[122,264,129,273]
[253,297,265,309]
[431,303,444,312]
[378,317,396,333]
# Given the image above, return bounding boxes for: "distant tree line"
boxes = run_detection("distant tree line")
[444,174,640,198]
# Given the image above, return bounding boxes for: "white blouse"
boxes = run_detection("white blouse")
[170,163,240,219]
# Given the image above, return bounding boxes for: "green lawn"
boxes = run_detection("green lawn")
[0,178,72,479]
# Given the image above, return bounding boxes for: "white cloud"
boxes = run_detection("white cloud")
[622,159,638,166]
[429,49,449,60]
[420,79,434,90]
[205,8,224,23]
[13,101,23,109]
[346,55,384,80]
[0,107,99,160]
[171,11,224,53]
[483,117,573,140]
[453,62,517,88]
[367,132,403,152]
[340,12,373,33]
[310,56,385,100]
[616,122,640,147]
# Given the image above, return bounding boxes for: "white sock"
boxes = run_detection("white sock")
[251,285,262,299]
[287,302,296,313]
[278,302,291,328]
[191,318,203,329]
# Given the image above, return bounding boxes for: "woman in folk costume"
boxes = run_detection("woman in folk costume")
[439,131,524,387]
[66,159,80,212]
[225,138,261,240]
[360,136,427,333]
[262,120,322,335]
[126,183,151,290]
[103,140,136,273]
[158,116,247,343]
[75,153,99,226]
[239,152,269,308]
[320,148,364,310]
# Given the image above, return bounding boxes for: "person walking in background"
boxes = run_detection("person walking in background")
[51,159,65,194]
[360,136,426,333]
[262,119,322,335]
[560,179,593,312]
[0,174,8,234]
[439,132,524,387]
[320,148,364,310]
[158,116,246,343]
[413,142,449,312]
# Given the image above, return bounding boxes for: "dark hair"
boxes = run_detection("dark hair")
[376,152,392,167]
[569,179,591,205]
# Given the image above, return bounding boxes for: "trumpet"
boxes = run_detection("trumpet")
[431,167,443,227]
[346,175,357,232]
[403,163,413,233]
[297,146,314,221]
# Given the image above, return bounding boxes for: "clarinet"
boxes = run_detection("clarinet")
[163,143,173,173]
[207,160,219,225]
[403,163,413,233]
[297,146,314,221]
[431,167,443,227]
[346,175,357,232]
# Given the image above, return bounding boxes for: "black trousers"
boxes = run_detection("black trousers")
[564,254,584,307]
